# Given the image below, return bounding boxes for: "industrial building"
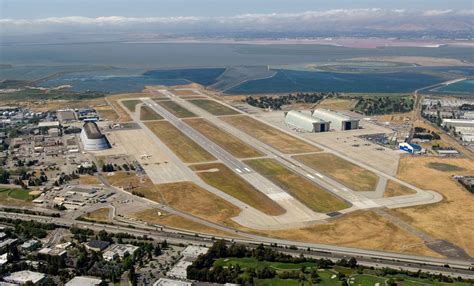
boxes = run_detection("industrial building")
[80,122,110,151]
[284,110,330,132]
[399,142,423,154]
[311,109,359,131]
[66,276,102,286]
[442,119,474,128]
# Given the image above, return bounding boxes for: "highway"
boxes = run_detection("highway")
[1,211,473,279]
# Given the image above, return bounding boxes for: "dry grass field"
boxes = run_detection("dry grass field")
[79,175,101,185]
[156,100,197,118]
[317,98,356,110]
[221,115,321,154]
[388,156,474,257]
[122,99,141,112]
[294,153,379,192]
[81,208,110,222]
[28,97,107,112]
[383,180,417,198]
[106,93,150,122]
[140,106,163,121]
[156,182,241,224]
[0,187,33,207]
[188,99,239,116]
[245,159,349,213]
[184,118,263,158]
[259,211,442,258]
[95,105,118,121]
[191,163,286,216]
[131,209,235,237]
[145,121,216,163]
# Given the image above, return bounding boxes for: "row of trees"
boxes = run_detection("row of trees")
[245,92,329,110]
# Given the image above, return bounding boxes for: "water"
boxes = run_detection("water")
[227,69,445,94]
[438,79,474,94]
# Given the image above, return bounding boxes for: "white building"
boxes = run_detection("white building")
[181,246,209,259]
[167,261,192,279]
[311,109,359,131]
[154,278,192,286]
[103,244,139,261]
[80,122,110,151]
[66,276,102,286]
[284,110,329,132]
[3,270,45,284]
[442,118,474,128]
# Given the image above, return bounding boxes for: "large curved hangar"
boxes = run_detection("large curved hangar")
[80,122,110,151]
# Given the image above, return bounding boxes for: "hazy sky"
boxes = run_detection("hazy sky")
[1,0,472,36]
[1,0,472,18]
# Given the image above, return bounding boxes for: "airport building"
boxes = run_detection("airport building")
[399,142,423,154]
[442,119,474,128]
[80,122,110,151]
[284,110,330,132]
[311,109,359,131]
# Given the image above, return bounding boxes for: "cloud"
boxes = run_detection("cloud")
[1,9,472,34]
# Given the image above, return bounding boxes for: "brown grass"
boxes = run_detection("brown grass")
[145,121,216,163]
[131,209,235,237]
[140,106,163,121]
[221,115,321,154]
[188,99,239,116]
[245,159,349,213]
[317,98,356,110]
[294,153,379,192]
[156,182,241,224]
[388,156,474,257]
[79,175,101,185]
[384,180,417,198]
[171,89,198,96]
[81,208,110,222]
[255,211,442,258]
[95,106,118,121]
[156,100,197,118]
[122,99,141,112]
[106,93,150,122]
[190,163,286,216]
[28,97,107,112]
[184,118,263,158]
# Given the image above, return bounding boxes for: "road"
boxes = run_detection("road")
[1,211,473,279]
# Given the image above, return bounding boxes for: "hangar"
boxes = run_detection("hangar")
[311,109,359,131]
[80,122,110,151]
[284,110,330,132]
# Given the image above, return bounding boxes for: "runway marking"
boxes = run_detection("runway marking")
[268,192,293,200]
[244,167,251,172]
[235,168,243,173]
[306,174,315,179]
[315,173,324,178]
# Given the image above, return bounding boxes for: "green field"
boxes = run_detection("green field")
[140,106,163,121]
[122,99,141,112]
[245,159,349,213]
[0,188,34,204]
[188,99,239,116]
[157,100,197,118]
[213,257,471,286]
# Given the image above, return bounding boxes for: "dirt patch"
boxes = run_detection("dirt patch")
[251,211,443,258]
[81,208,110,222]
[389,156,474,257]
[383,180,417,198]
[131,209,235,237]
[156,182,241,224]
[79,175,101,185]
[317,98,356,111]
[427,162,465,172]
[221,115,321,154]
[294,153,379,192]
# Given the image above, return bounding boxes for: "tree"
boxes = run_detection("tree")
[154,245,162,256]
[310,270,321,283]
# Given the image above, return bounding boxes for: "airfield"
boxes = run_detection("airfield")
[93,87,443,233]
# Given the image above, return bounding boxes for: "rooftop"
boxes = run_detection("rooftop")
[3,270,45,284]
[181,245,209,259]
[82,122,103,139]
[154,278,192,286]
[65,276,102,286]
[85,240,110,251]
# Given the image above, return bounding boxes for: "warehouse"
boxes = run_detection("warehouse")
[311,109,359,131]
[80,122,110,151]
[284,110,330,132]
[442,118,474,128]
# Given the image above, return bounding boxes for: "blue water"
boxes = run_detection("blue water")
[144,68,225,86]
[41,74,190,93]
[227,69,446,94]
[437,79,474,94]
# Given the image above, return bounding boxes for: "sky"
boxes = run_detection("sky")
[0,0,473,36]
